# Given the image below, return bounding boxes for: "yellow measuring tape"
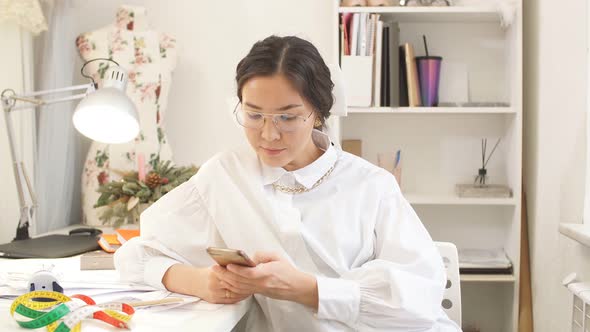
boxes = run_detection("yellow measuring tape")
[10,291,134,332]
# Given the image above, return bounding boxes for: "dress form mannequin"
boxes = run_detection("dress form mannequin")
[76,5,178,225]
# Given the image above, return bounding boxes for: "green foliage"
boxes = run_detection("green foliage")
[94,160,198,226]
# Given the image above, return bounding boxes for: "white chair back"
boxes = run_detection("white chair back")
[435,241,462,327]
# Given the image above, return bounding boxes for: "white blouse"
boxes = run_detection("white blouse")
[114,130,461,332]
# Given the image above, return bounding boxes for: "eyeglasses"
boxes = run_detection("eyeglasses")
[233,103,313,133]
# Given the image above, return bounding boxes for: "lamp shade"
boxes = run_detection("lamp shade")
[72,66,139,144]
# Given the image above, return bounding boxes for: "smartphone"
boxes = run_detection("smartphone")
[206,247,256,267]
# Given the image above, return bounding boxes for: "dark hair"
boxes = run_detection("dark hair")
[235,36,334,125]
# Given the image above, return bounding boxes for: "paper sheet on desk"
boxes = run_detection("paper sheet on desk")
[0,256,157,304]
[71,289,218,313]
[0,256,156,291]
[107,290,221,312]
[0,255,223,312]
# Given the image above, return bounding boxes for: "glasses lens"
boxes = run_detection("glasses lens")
[274,114,302,132]
[235,106,307,132]
[236,109,263,129]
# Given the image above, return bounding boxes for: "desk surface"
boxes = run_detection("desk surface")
[0,225,250,331]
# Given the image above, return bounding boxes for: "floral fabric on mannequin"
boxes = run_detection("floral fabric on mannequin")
[76,5,177,226]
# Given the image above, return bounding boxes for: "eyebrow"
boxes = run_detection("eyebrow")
[244,102,303,112]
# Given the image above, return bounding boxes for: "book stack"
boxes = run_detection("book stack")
[81,228,140,270]
[340,13,399,107]
[97,234,121,253]
[458,248,513,275]
[340,13,440,108]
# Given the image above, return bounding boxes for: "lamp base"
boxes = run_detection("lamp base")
[13,222,30,241]
[0,234,100,258]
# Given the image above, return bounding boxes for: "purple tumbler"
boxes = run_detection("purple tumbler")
[416,56,442,107]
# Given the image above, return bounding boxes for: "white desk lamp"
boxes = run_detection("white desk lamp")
[1,58,139,245]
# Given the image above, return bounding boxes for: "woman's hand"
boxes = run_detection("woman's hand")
[211,252,318,310]
[199,266,251,304]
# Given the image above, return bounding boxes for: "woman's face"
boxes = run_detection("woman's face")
[240,74,320,171]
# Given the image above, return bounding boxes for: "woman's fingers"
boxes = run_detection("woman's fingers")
[219,280,254,295]
[218,273,257,292]
[203,266,251,304]
[212,265,258,286]
[226,264,264,279]
[208,272,223,290]
[253,251,281,264]
[212,288,250,304]
[213,268,257,294]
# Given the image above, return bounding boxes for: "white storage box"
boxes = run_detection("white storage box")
[341,55,372,107]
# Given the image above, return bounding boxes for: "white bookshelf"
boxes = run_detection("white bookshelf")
[348,106,516,114]
[337,6,499,22]
[460,274,516,283]
[405,193,516,206]
[332,2,522,331]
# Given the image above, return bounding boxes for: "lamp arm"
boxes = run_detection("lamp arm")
[4,83,94,112]
[1,82,93,241]
[3,109,34,240]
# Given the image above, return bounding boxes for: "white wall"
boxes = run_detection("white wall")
[0,23,35,244]
[0,23,23,244]
[524,0,590,330]
[68,0,335,166]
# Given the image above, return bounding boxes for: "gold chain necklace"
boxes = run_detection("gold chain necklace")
[272,164,336,194]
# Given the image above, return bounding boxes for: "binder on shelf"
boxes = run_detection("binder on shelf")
[358,13,368,56]
[367,14,378,57]
[399,45,409,107]
[388,22,400,107]
[403,43,422,107]
[380,24,389,106]
[350,13,360,56]
[339,24,344,58]
[372,19,383,107]
[342,13,353,56]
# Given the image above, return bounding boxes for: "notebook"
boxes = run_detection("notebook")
[115,229,140,244]
[98,234,121,253]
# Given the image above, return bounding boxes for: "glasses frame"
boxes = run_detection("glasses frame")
[233,102,314,133]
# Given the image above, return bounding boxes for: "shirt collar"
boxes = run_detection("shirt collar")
[261,130,337,189]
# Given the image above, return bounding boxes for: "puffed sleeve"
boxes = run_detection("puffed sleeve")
[315,177,457,330]
[114,176,225,289]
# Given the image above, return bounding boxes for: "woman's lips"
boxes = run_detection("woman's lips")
[261,147,286,156]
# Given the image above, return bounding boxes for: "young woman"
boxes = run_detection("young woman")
[115,35,461,332]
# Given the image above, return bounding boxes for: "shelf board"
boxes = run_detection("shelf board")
[404,193,516,206]
[337,6,500,23]
[460,274,515,283]
[347,106,515,114]
[559,223,590,248]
